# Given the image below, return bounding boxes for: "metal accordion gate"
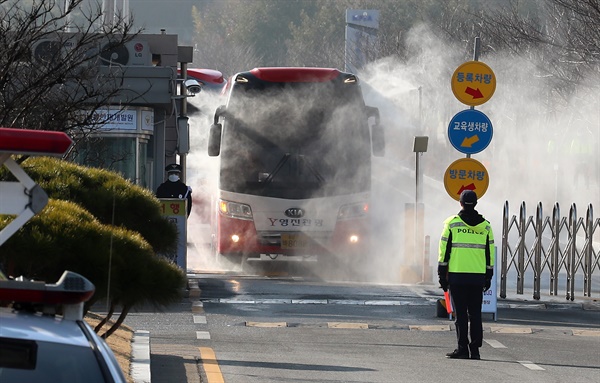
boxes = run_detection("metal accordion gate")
[500,201,599,301]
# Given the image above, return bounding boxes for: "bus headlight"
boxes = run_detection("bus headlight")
[349,235,359,243]
[219,199,253,220]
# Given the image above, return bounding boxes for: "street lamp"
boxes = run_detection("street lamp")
[413,136,428,282]
[171,72,202,183]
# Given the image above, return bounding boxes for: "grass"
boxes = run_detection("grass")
[85,312,135,383]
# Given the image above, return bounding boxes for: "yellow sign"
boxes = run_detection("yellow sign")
[443,158,489,201]
[451,61,496,106]
[159,199,186,216]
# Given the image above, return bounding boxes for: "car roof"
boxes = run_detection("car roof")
[0,308,92,347]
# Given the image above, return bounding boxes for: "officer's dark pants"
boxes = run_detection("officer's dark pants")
[450,284,483,350]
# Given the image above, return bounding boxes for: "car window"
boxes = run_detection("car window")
[0,338,107,383]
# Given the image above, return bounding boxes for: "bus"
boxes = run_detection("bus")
[207,67,384,272]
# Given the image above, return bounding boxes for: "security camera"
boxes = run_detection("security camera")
[184,79,202,95]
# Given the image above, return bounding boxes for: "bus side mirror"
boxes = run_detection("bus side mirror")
[372,123,385,157]
[366,106,385,157]
[214,105,226,124]
[208,123,222,156]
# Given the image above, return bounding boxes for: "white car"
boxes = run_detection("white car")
[0,270,127,383]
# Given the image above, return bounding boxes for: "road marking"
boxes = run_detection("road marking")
[409,325,451,331]
[328,322,368,329]
[246,321,287,328]
[193,315,207,324]
[291,299,328,304]
[328,299,365,305]
[192,301,204,313]
[255,299,292,304]
[490,326,532,334]
[365,300,411,306]
[199,347,225,383]
[220,299,256,304]
[196,331,211,339]
[572,329,600,337]
[518,361,545,371]
[189,287,201,298]
[484,339,507,348]
[508,303,546,309]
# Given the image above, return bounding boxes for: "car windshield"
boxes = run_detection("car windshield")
[0,339,107,383]
[220,81,372,199]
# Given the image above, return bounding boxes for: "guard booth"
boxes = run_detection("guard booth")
[158,198,187,271]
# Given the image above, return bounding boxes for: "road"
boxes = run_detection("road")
[123,257,600,383]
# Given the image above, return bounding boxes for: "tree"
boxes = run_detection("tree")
[435,0,600,96]
[0,199,186,337]
[0,161,185,337]
[19,156,178,254]
[0,0,141,134]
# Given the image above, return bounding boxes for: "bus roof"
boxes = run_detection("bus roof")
[248,67,342,83]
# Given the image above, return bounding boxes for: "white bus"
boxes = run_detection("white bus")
[207,67,384,272]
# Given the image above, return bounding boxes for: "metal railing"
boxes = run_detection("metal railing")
[500,201,599,301]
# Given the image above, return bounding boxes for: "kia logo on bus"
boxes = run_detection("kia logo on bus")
[284,208,304,218]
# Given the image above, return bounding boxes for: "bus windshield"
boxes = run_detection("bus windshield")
[220,80,372,199]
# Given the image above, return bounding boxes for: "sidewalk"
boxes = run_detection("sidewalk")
[129,279,202,383]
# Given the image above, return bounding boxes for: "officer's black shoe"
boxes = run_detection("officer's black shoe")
[446,349,469,359]
[469,346,481,360]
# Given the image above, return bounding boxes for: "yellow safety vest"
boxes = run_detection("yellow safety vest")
[438,215,494,274]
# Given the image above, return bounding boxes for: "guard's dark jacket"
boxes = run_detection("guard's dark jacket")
[156,180,192,216]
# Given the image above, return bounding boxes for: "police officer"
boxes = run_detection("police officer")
[438,190,494,360]
[156,163,192,217]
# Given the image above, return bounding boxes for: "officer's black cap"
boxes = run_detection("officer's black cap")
[460,190,477,205]
[165,163,182,173]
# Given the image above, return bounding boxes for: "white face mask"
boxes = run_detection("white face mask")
[168,174,180,182]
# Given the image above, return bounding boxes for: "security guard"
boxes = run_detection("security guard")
[438,190,494,360]
[156,163,193,217]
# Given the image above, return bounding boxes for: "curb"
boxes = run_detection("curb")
[131,330,151,383]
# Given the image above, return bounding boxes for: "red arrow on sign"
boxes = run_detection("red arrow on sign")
[465,87,483,99]
[457,183,476,196]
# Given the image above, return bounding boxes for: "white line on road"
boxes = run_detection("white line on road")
[193,315,207,324]
[518,361,545,371]
[196,331,211,340]
[484,339,507,348]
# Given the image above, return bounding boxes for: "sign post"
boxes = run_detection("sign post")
[441,40,499,319]
[482,248,498,321]
[159,198,187,271]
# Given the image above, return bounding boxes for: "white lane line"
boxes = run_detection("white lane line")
[291,299,328,304]
[409,325,451,331]
[484,339,507,348]
[518,361,545,371]
[196,331,211,340]
[220,299,256,304]
[365,300,410,306]
[193,315,207,324]
[329,299,365,305]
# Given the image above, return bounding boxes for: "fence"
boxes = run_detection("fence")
[500,201,599,301]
